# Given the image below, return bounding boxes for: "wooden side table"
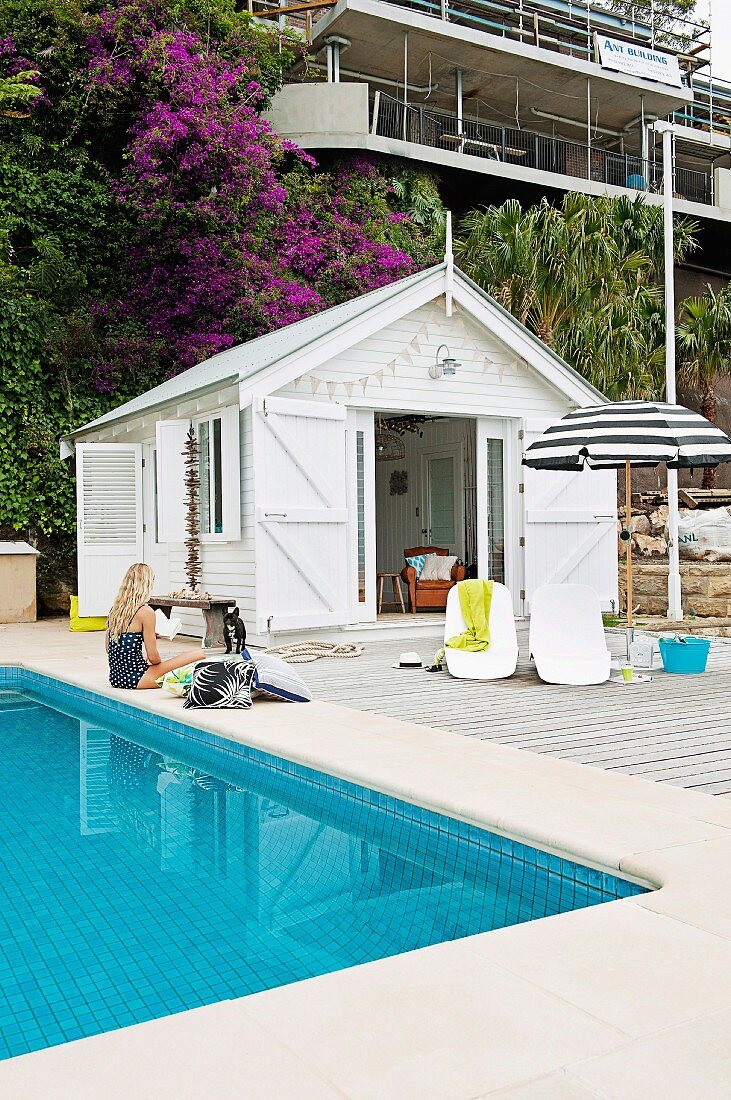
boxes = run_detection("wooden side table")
[149,595,237,648]
[376,573,406,614]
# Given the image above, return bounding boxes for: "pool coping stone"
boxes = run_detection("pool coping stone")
[1,651,730,1098]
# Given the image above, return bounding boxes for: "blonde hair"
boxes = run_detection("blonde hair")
[107,563,154,643]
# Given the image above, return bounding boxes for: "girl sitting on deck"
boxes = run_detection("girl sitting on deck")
[107,563,206,690]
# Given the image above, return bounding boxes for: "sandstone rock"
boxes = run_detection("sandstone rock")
[688,597,731,617]
[632,514,651,535]
[649,506,669,535]
[632,533,667,557]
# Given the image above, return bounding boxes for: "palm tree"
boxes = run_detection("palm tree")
[456,193,697,399]
[677,286,731,488]
[457,199,539,326]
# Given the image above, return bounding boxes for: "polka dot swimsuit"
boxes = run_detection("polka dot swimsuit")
[108,620,149,690]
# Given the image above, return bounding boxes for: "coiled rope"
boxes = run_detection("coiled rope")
[265,640,364,664]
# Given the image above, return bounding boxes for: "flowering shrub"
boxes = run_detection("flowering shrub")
[85,1,436,381]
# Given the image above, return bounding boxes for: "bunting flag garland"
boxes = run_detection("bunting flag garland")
[295,311,510,398]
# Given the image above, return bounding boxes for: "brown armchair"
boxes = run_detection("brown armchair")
[400,546,466,613]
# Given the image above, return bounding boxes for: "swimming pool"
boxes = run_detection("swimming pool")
[0,668,645,1060]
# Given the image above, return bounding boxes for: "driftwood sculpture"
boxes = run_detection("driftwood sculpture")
[183,424,202,593]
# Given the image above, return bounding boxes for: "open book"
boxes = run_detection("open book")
[155,608,182,641]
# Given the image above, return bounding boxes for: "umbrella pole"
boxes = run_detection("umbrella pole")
[625,459,634,661]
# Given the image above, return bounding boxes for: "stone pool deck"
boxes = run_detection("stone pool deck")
[1,619,731,1098]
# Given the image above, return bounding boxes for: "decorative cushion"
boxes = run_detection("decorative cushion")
[419,554,458,582]
[249,653,312,702]
[158,663,196,697]
[405,554,427,579]
[183,660,256,709]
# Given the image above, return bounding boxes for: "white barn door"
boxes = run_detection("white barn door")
[252,396,350,633]
[523,421,618,612]
[77,443,144,616]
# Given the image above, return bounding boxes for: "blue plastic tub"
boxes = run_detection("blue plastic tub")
[658,636,711,674]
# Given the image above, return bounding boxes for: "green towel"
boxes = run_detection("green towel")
[445,580,494,652]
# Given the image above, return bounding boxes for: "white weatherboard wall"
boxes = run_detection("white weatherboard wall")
[275,301,569,421]
[167,405,256,637]
[74,396,256,640]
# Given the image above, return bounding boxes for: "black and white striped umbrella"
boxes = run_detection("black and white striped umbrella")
[523,401,731,471]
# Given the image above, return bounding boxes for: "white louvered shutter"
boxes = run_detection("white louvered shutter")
[77,443,143,616]
[155,420,188,542]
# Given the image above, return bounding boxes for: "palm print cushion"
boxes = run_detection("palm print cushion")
[183,660,256,709]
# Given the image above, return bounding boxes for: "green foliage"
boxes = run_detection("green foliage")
[677,284,731,488]
[455,193,698,400]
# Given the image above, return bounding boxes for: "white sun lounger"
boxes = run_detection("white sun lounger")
[529,583,611,685]
[443,582,518,680]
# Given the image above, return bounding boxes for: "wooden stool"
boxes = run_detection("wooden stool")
[376,572,406,614]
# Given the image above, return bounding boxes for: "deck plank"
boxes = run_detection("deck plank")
[300,626,731,799]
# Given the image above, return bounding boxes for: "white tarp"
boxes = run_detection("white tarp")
[597,36,683,88]
[673,507,731,562]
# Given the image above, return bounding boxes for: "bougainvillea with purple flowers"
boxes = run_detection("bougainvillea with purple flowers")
[83,0,437,382]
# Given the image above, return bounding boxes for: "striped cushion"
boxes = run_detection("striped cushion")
[405,554,427,579]
[250,653,312,702]
[183,660,256,709]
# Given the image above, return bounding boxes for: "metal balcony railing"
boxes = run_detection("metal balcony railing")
[372,92,713,207]
[288,0,710,70]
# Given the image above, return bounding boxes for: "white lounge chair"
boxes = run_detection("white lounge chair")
[443,582,518,680]
[529,583,611,685]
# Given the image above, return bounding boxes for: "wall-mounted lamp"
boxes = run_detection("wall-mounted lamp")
[429,344,460,380]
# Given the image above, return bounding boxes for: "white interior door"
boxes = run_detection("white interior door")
[252,396,351,633]
[523,420,618,612]
[420,444,463,554]
[77,443,144,616]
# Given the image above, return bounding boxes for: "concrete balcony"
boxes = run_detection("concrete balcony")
[266,83,730,222]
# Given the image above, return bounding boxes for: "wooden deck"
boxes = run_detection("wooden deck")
[304,627,731,799]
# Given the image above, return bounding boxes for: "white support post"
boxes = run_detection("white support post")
[587,76,592,180]
[452,68,463,150]
[326,42,333,83]
[661,123,683,621]
[332,41,340,83]
[445,211,454,317]
[403,32,409,142]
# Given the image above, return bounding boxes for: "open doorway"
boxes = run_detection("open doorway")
[373,414,483,617]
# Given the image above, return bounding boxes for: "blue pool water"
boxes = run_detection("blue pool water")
[0,669,645,1060]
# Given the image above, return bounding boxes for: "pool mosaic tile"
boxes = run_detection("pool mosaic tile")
[0,668,646,1060]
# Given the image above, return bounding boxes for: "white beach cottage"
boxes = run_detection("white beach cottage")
[64,261,618,644]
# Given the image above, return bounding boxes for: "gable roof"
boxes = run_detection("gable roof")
[67,263,605,440]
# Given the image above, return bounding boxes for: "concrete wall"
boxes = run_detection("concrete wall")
[265,83,370,141]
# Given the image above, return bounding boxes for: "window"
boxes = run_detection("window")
[198,415,224,535]
[486,437,505,584]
